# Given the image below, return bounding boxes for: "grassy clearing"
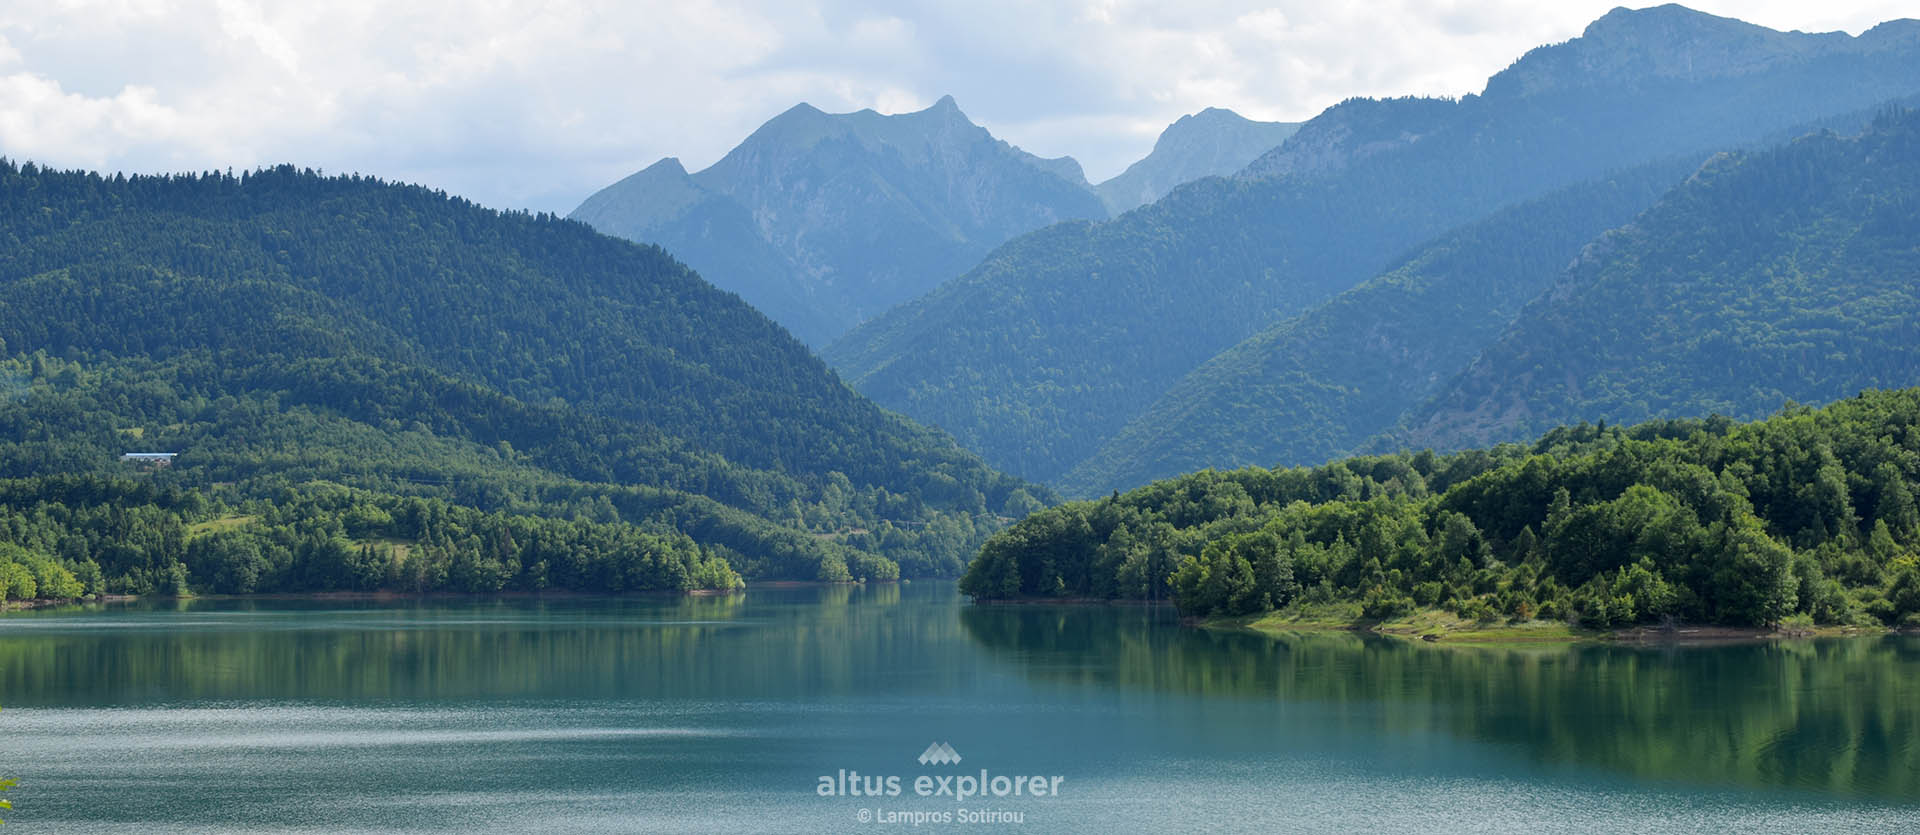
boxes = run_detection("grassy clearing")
[1371,609,1585,644]
[1211,604,1591,645]
[355,538,413,562]
[1215,601,1364,631]
[1211,605,1891,645]
[186,518,413,562]
[186,515,259,538]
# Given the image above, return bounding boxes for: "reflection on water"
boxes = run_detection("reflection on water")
[959,603,1920,800]
[1,582,1916,833]
[0,586,962,705]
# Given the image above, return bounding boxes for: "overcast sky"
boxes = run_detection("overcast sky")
[0,1,1911,214]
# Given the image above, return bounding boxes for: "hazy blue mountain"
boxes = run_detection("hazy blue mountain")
[1062,93,1919,497]
[570,96,1107,345]
[569,158,823,340]
[1392,108,1920,452]
[826,5,1920,485]
[1059,155,1702,496]
[1094,108,1299,214]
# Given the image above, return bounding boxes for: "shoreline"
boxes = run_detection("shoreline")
[965,596,1172,607]
[963,597,1901,645]
[1211,607,1896,646]
[0,578,931,610]
[0,586,757,610]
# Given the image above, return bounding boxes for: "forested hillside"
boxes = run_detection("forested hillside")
[1060,155,1702,496]
[563,158,824,344]
[0,475,743,599]
[0,162,1048,596]
[827,6,1920,485]
[571,97,1105,345]
[1398,108,1920,451]
[962,389,1920,630]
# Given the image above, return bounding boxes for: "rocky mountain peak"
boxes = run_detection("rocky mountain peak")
[1097,107,1299,212]
[1484,4,1863,98]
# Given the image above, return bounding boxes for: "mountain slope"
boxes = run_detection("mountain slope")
[1396,108,1920,450]
[1094,108,1299,214]
[1060,154,1702,496]
[570,96,1106,345]
[558,159,824,343]
[827,6,1920,485]
[0,162,1048,581]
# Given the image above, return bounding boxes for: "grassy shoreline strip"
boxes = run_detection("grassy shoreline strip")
[1207,604,1892,645]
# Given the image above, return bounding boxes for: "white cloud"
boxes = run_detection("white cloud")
[0,0,1909,213]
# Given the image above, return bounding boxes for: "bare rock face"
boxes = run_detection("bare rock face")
[1095,108,1298,214]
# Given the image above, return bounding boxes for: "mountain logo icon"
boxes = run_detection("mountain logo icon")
[917,742,962,765]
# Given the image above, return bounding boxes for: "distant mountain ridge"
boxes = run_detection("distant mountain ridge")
[1485,4,1920,98]
[1094,108,1298,214]
[825,5,1920,487]
[572,100,1308,345]
[1391,107,1920,452]
[1059,154,1704,496]
[1238,5,1920,181]
[1062,91,1920,496]
[570,96,1105,346]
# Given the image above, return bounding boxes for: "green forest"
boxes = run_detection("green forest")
[0,475,742,599]
[5,12,1918,606]
[961,389,1920,629]
[0,162,1050,598]
[1399,108,1920,452]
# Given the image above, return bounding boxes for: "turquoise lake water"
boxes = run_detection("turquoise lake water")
[1,581,1916,833]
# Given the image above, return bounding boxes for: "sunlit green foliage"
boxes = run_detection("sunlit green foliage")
[963,390,1920,628]
[0,475,747,595]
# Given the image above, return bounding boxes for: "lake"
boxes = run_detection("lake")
[1,581,1916,833]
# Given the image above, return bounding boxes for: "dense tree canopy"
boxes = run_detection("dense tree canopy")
[0,475,743,598]
[1401,108,1920,451]
[0,162,1049,595]
[962,389,1920,629]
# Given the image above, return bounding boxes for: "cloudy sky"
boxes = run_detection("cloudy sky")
[0,1,1910,213]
